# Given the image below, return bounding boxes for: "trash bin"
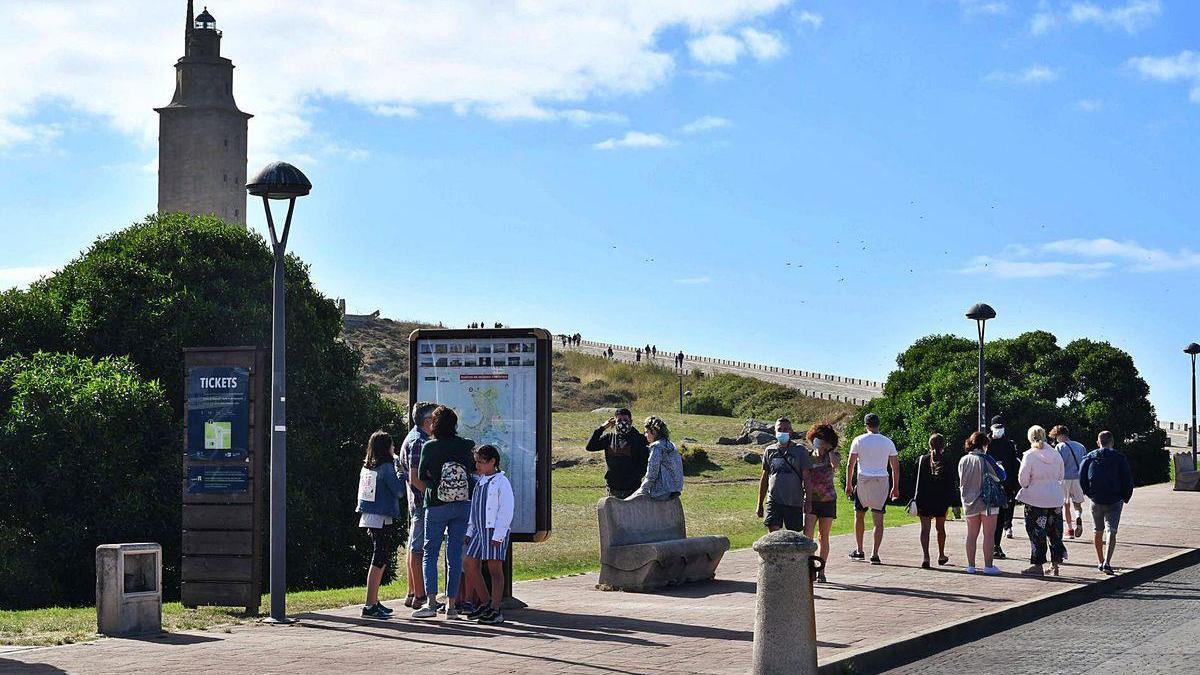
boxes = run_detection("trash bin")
[96,543,162,636]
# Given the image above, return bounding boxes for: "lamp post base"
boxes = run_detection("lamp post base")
[260,616,297,625]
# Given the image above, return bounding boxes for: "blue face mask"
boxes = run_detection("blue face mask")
[812,438,823,451]
[776,432,791,445]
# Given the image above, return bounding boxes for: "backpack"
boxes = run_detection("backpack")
[437,460,470,503]
[980,455,1006,509]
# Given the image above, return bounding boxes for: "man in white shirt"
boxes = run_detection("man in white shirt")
[845,413,900,564]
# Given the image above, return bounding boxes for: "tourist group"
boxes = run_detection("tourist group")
[353,403,683,622]
[753,412,1134,581]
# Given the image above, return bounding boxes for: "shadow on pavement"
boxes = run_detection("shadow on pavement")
[0,658,67,674]
[123,632,223,645]
[652,579,757,598]
[511,608,753,643]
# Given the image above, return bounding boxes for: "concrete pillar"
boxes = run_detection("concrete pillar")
[96,543,162,637]
[752,529,819,675]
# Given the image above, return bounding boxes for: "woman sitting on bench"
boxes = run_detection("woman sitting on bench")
[629,416,684,501]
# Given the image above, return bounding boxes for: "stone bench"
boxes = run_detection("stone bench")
[1174,452,1200,491]
[596,495,730,592]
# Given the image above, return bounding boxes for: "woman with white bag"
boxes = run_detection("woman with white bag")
[355,430,406,619]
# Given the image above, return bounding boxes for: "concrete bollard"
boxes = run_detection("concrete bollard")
[97,543,162,636]
[752,530,820,675]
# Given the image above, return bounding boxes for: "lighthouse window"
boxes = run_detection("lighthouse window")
[223,173,227,183]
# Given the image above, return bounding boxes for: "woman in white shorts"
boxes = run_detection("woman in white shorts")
[958,431,1007,574]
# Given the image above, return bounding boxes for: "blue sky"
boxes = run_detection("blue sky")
[2,1,1199,421]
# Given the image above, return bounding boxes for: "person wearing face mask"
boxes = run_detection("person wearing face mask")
[586,408,650,499]
[803,423,840,581]
[987,415,1021,559]
[756,418,813,533]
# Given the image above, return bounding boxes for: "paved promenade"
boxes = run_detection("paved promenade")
[3,484,1197,674]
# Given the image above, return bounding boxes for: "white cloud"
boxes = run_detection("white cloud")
[1032,0,1160,35]
[985,64,1060,84]
[1076,98,1103,111]
[1127,51,1200,104]
[0,266,57,289]
[688,33,745,65]
[0,119,62,151]
[956,1,1009,16]
[960,238,1200,278]
[592,131,674,150]
[740,28,786,60]
[679,116,732,134]
[673,276,712,284]
[1,1,789,159]
[794,10,824,29]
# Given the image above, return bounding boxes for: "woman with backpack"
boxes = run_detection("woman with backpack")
[1017,425,1067,576]
[958,431,1006,575]
[356,430,407,619]
[912,433,958,569]
[412,406,476,619]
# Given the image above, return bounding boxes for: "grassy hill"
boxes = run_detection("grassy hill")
[341,316,434,398]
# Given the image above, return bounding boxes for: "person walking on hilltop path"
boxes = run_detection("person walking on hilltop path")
[1079,431,1134,575]
[846,413,900,565]
[987,415,1021,559]
[756,418,812,533]
[585,408,650,499]
[356,431,406,619]
[630,416,684,501]
[398,401,438,610]
[676,351,685,369]
[635,348,642,363]
[1052,425,1088,539]
[1017,425,1067,577]
[804,423,840,582]
[959,431,1006,575]
[413,406,476,619]
[912,433,958,570]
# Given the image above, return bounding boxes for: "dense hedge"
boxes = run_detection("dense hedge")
[685,373,857,427]
[0,214,406,607]
[0,353,179,609]
[842,332,1169,501]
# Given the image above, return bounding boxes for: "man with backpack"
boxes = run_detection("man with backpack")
[1079,430,1134,575]
[1052,425,1089,538]
[756,418,812,532]
[413,405,476,619]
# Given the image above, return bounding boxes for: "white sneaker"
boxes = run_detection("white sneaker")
[411,606,437,619]
[965,566,977,574]
[982,566,1001,575]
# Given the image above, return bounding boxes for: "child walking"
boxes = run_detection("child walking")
[463,445,514,625]
[356,430,406,619]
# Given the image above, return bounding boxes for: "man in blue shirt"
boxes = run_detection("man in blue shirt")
[1078,430,1134,575]
[1052,425,1088,538]
[398,401,438,609]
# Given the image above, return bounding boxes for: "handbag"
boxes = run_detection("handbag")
[980,455,1006,509]
[907,455,922,516]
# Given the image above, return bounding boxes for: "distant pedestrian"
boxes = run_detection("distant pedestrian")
[635,348,642,363]
[845,413,900,564]
[463,445,514,624]
[398,401,438,610]
[607,347,614,359]
[677,351,685,369]
[804,423,840,581]
[356,430,406,619]
[912,433,958,569]
[586,408,650,499]
[958,431,1006,575]
[987,415,1021,559]
[413,406,476,619]
[629,416,683,500]
[756,418,812,533]
[1017,425,1067,576]
[1079,431,1134,575]
[1051,425,1088,539]
[652,345,657,357]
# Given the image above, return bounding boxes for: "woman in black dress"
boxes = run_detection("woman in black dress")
[912,433,959,568]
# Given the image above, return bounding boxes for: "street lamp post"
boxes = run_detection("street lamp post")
[1185,343,1200,469]
[966,303,997,433]
[246,161,312,624]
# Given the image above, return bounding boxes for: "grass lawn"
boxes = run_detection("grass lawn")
[1,411,915,647]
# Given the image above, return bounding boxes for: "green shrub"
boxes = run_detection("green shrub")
[0,353,178,609]
[0,213,407,602]
[678,443,718,475]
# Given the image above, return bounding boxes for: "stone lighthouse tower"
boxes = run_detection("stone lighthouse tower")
[156,2,252,226]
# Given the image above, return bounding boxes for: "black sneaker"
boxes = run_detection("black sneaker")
[375,602,394,615]
[815,572,827,583]
[1076,515,1083,532]
[1102,564,1116,575]
[848,550,865,560]
[479,609,505,625]
[993,547,1007,560]
[1097,564,1106,573]
[870,555,882,565]
[361,604,390,619]
[467,603,493,620]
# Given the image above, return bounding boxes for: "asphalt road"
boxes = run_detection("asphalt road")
[881,560,1200,675]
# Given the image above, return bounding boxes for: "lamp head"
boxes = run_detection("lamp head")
[247,162,312,200]
[1185,343,1200,356]
[965,303,997,321]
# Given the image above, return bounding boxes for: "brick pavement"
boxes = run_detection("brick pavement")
[2,484,1197,674]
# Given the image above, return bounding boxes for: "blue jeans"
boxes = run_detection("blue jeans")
[422,501,470,600]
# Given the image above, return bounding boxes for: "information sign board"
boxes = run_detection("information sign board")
[185,366,250,461]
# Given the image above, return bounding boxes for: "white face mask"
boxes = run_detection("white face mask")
[776,432,791,445]
[991,425,1005,439]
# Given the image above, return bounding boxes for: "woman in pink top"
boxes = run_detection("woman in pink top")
[1016,425,1067,576]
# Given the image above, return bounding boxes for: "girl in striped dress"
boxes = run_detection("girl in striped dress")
[464,445,514,624]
